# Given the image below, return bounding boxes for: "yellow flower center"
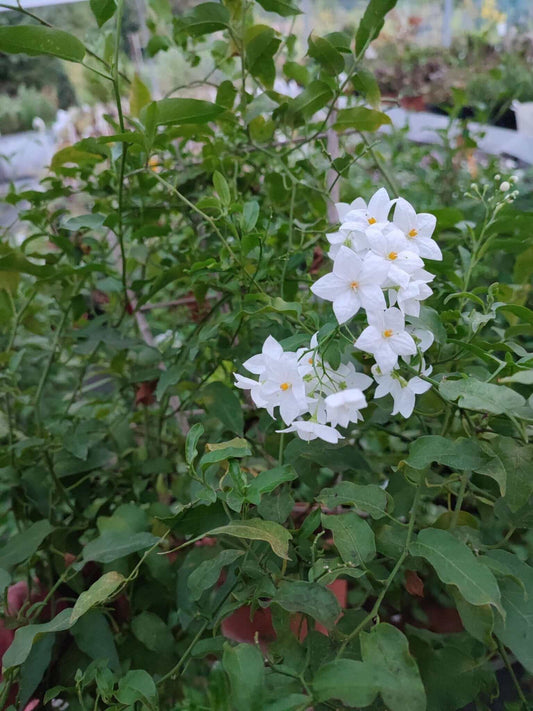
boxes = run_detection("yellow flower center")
[280,382,291,391]
[388,251,398,261]
[383,329,393,338]
[308,358,313,365]
[368,217,377,225]
[408,228,418,238]
[350,281,359,290]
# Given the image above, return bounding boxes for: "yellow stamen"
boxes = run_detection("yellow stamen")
[388,251,398,260]
[280,382,291,391]
[408,228,418,238]
[368,217,377,225]
[350,281,359,290]
[308,358,313,365]
[383,329,393,338]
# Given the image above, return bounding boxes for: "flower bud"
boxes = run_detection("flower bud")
[499,181,510,192]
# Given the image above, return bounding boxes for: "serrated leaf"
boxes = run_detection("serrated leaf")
[207,518,291,559]
[0,26,85,62]
[273,580,341,628]
[321,512,376,565]
[410,528,501,611]
[70,572,124,624]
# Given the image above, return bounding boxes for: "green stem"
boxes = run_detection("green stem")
[497,640,529,710]
[336,476,423,658]
[360,133,400,197]
[450,470,470,529]
[34,306,71,429]
[280,184,296,300]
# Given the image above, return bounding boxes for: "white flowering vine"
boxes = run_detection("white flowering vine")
[235,186,442,442]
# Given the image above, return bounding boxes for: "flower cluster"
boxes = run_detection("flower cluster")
[235,188,441,442]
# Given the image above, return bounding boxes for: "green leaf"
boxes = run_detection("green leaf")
[439,377,525,416]
[404,435,506,496]
[187,549,244,600]
[334,107,392,131]
[0,26,85,62]
[246,465,297,504]
[3,608,73,669]
[451,590,494,646]
[0,568,11,598]
[216,80,237,109]
[115,669,157,710]
[273,581,341,628]
[70,571,125,624]
[321,512,376,565]
[90,0,116,26]
[223,643,265,711]
[207,519,291,559]
[185,423,204,466]
[148,98,225,126]
[201,382,243,435]
[289,80,333,118]
[313,659,380,706]
[18,634,55,709]
[410,528,501,610]
[317,481,388,519]
[499,370,533,385]
[242,201,260,231]
[71,612,120,671]
[182,2,230,35]
[130,73,152,118]
[484,437,533,512]
[351,68,381,108]
[355,0,398,58]
[255,0,301,17]
[132,611,175,653]
[62,213,106,231]
[200,438,251,468]
[0,520,54,570]
[213,171,231,207]
[307,33,344,75]
[360,623,426,711]
[82,531,160,564]
[244,26,280,88]
[489,550,533,673]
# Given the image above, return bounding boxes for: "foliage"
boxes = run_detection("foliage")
[0,0,532,709]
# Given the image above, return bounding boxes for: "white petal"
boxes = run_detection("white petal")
[333,246,363,282]
[390,331,417,356]
[311,272,347,301]
[333,290,361,324]
[262,335,283,360]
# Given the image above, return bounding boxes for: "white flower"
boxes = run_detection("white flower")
[326,361,373,395]
[236,336,309,425]
[326,219,370,259]
[373,364,432,417]
[389,279,433,317]
[392,198,442,261]
[277,420,342,444]
[354,307,417,372]
[407,326,435,353]
[336,187,393,226]
[367,229,424,288]
[324,388,367,428]
[311,246,388,324]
